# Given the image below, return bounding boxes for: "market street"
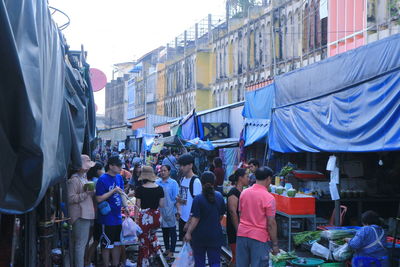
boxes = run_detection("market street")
[1,0,400,266]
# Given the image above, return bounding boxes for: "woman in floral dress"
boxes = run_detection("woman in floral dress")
[134,166,165,267]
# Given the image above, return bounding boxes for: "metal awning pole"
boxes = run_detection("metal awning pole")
[262,136,268,166]
[334,200,341,226]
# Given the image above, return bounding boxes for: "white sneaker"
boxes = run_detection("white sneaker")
[125,259,136,267]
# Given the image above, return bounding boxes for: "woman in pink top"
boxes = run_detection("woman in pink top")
[67,154,96,267]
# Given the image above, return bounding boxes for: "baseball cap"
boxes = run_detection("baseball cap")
[178,153,194,166]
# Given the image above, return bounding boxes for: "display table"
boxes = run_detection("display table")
[276,210,316,251]
[271,193,316,250]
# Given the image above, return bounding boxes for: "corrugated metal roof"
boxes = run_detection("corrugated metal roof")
[197,101,244,116]
[198,101,244,123]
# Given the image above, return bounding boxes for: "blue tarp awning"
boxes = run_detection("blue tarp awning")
[269,34,400,153]
[242,84,275,146]
[242,83,275,119]
[244,119,270,146]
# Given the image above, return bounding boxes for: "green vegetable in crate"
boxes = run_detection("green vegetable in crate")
[321,230,356,240]
[293,231,322,246]
[276,186,285,195]
[287,188,297,197]
[279,165,294,176]
[335,239,346,245]
[271,250,298,262]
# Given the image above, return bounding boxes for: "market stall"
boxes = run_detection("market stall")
[269,155,400,266]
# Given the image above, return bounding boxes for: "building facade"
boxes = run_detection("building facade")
[105,74,130,128]
[103,62,135,145]
[212,0,399,103]
[124,0,399,140]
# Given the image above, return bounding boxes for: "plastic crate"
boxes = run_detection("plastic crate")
[273,193,315,215]
[272,261,287,267]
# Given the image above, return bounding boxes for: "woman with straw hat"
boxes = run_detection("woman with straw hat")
[67,154,96,267]
[135,166,165,266]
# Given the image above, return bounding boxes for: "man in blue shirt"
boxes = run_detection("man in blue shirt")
[156,165,179,259]
[96,156,124,267]
[161,149,178,180]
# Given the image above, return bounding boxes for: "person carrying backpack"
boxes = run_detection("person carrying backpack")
[176,153,202,241]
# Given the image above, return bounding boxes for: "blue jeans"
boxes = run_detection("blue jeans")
[161,227,177,253]
[236,236,270,267]
[192,245,220,267]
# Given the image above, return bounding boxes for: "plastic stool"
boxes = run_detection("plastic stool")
[353,256,381,267]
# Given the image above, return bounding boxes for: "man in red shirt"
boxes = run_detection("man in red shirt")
[236,167,279,266]
[212,157,225,193]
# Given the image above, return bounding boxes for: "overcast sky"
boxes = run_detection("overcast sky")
[49,0,226,114]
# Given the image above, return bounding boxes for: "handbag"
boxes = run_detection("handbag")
[98,201,111,215]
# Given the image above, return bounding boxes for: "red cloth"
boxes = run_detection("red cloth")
[213,167,225,186]
[137,209,161,267]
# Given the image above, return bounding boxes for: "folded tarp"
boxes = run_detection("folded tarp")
[0,0,95,213]
[242,84,275,146]
[185,138,214,151]
[270,34,400,153]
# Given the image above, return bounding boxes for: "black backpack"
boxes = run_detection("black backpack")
[180,175,199,198]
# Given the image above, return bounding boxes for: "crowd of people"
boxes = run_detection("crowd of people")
[67,146,389,267]
[66,149,279,267]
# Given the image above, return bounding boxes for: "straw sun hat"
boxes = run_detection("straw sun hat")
[139,166,157,182]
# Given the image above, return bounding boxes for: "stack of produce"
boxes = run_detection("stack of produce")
[320,230,356,240]
[310,229,356,261]
[270,250,298,266]
[293,231,322,246]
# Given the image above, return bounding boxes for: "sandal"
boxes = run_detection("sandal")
[162,250,169,256]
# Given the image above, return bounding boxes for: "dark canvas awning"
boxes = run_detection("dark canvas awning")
[0,0,95,213]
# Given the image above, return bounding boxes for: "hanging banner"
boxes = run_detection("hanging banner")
[150,138,164,154]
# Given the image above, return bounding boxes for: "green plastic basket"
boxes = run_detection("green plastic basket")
[272,261,287,267]
[321,263,345,267]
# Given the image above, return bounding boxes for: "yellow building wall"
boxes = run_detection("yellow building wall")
[156,63,166,115]
[195,90,211,112]
[228,90,233,104]
[209,50,216,85]
[196,52,212,88]
[249,31,255,68]
[228,42,234,75]
[195,51,212,111]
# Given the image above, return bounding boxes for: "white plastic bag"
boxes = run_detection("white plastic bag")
[122,217,136,237]
[332,243,352,261]
[119,218,142,245]
[172,242,195,267]
[311,242,331,260]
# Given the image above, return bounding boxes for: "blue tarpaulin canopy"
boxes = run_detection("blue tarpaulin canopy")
[244,119,270,146]
[242,83,275,119]
[269,34,400,153]
[242,84,275,146]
